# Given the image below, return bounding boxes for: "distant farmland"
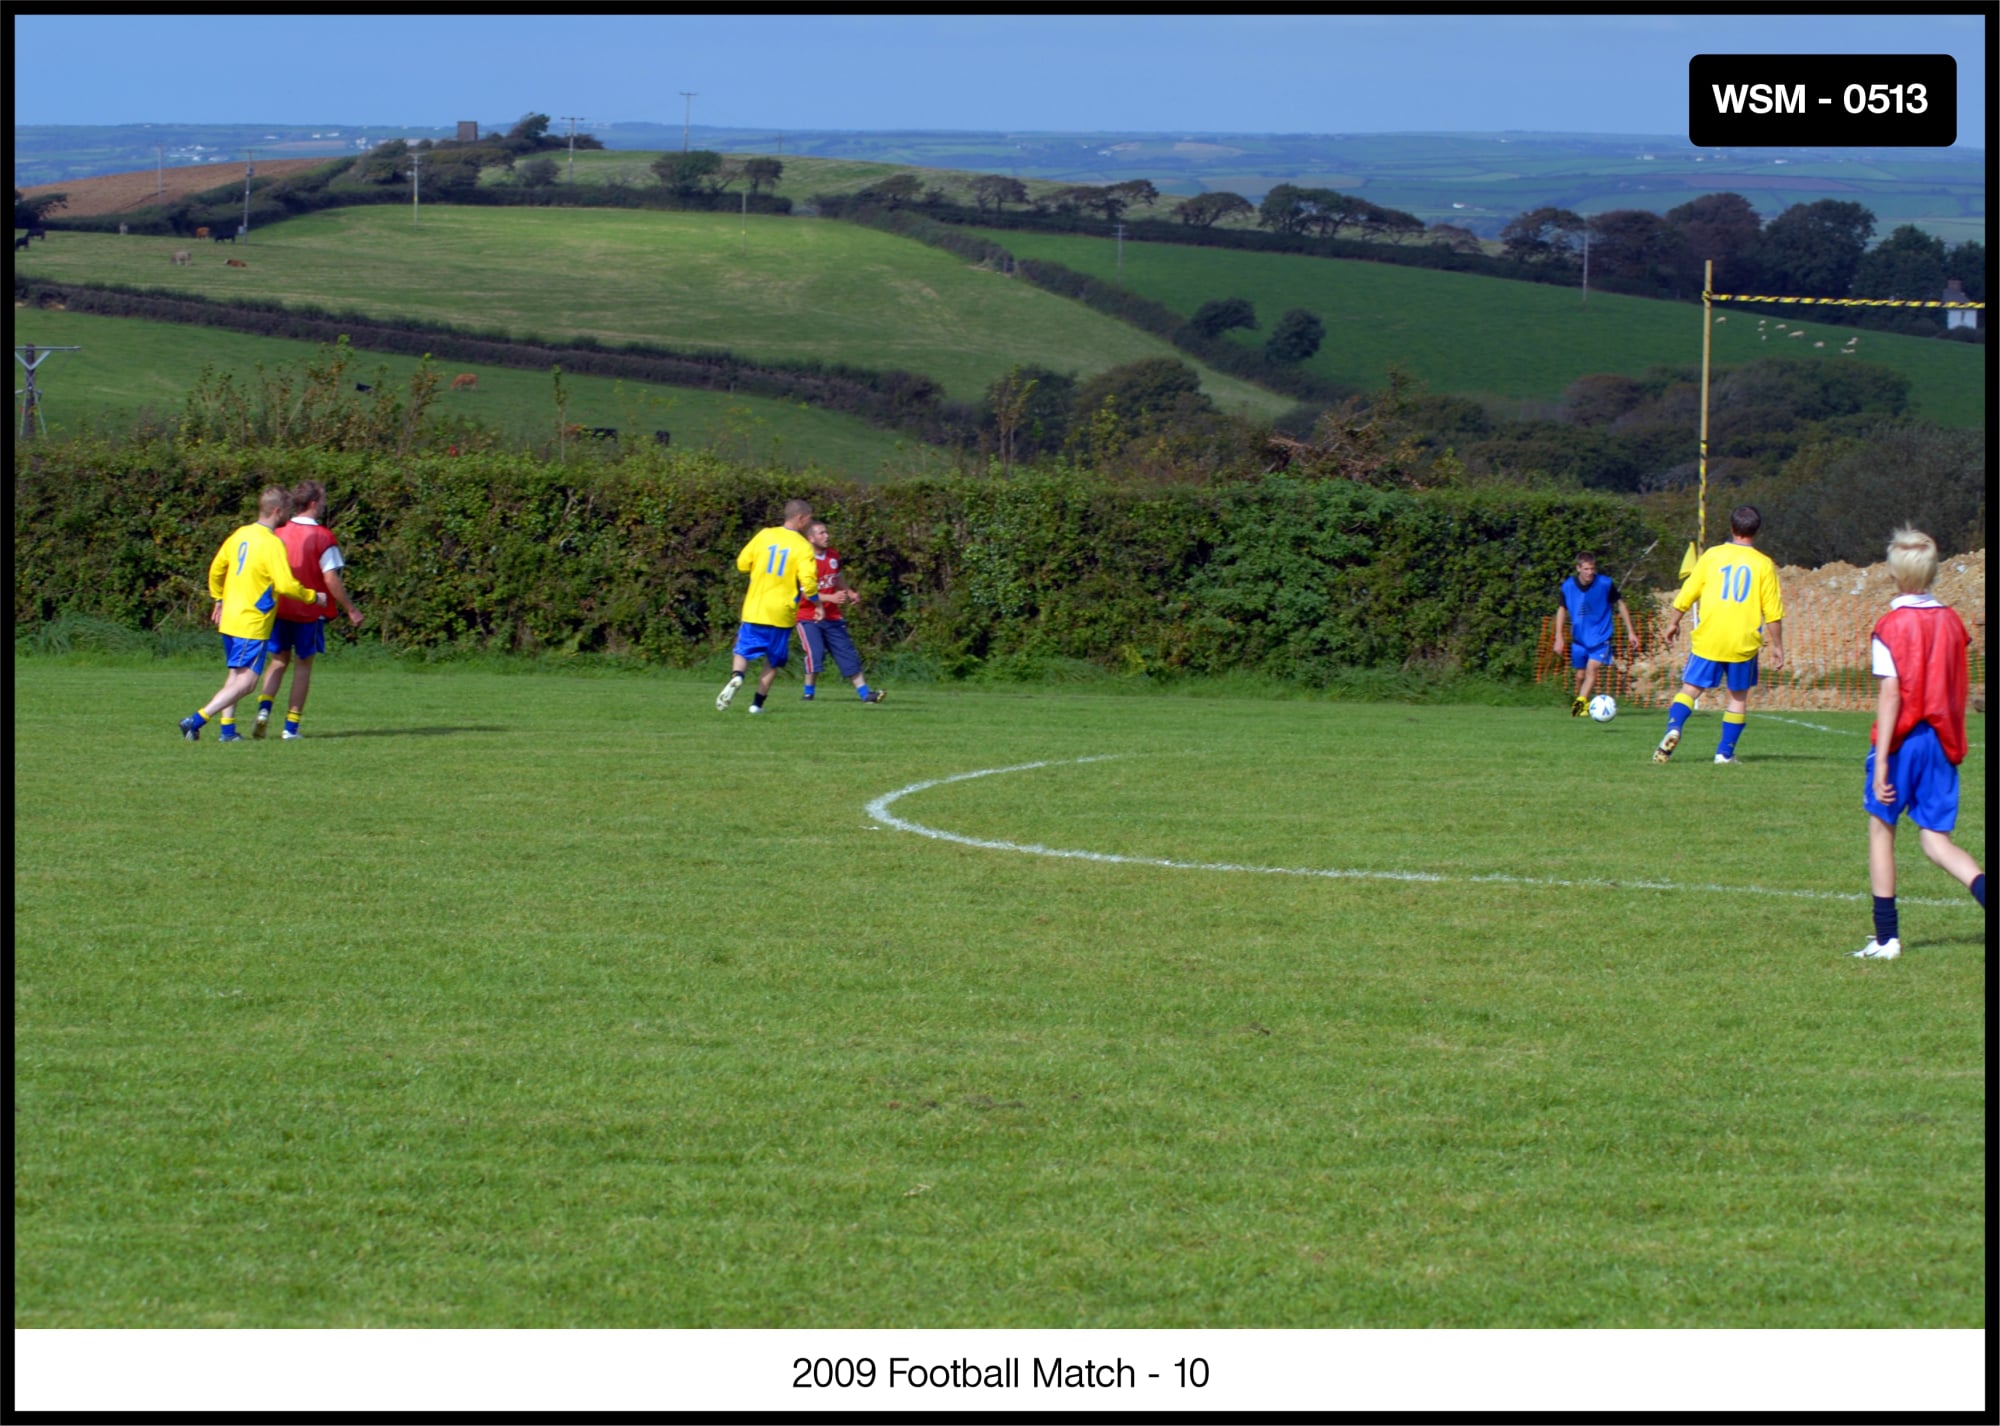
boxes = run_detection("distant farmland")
[977,228,1989,429]
[12,206,1292,415]
[19,159,337,218]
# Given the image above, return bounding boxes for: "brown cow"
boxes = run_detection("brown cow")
[225,258,248,268]
[171,250,191,266]
[195,226,210,239]
[450,373,479,391]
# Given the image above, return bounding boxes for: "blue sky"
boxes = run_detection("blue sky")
[12,11,1989,142]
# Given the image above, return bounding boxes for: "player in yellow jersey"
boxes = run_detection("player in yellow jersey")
[1652,505,1785,765]
[179,487,327,742]
[716,499,821,715]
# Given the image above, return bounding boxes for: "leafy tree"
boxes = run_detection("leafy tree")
[1753,199,1875,298]
[970,174,1028,213]
[508,113,553,145]
[1173,191,1252,228]
[1186,297,1258,339]
[1665,191,1762,290]
[1265,309,1325,364]
[1943,240,1985,302]
[652,149,723,195]
[1110,179,1159,210]
[983,364,1077,467]
[1764,424,1985,565]
[1071,358,1209,428]
[859,173,923,208]
[1852,224,1949,301]
[743,157,784,195]
[1586,208,1678,284]
[1356,202,1425,243]
[14,188,67,229]
[1257,184,1308,234]
[1500,207,1586,264]
[518,157,559,188]
[355,139,409,184]
[1427,223,1483,255]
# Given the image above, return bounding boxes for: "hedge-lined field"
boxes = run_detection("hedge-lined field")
[9,309,950,481]
[975,229,1989,428]
[12,207,1288,415]
[14,444,1650,683]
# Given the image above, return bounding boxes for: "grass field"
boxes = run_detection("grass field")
[13,208,1290,417]
[13,657,1986,1329]
[8,309,952,481]
[974,229,1989,428]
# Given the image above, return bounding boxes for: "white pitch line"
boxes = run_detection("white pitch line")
[1760,711,1983,756]
[865,756,1970,908]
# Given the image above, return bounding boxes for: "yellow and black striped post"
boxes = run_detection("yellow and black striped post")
[1696,279,1983,558]
[1699,261,1713,555]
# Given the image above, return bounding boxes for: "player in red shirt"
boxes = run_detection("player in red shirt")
[795,520,885,704]
[242,480,364,739]
[1854,528,1985,960]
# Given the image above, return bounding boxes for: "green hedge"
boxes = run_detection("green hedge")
[13,442,1651,680]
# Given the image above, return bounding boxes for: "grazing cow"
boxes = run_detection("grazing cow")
[14,234,28,252]
[213,230,236,244]
[450,373,478,391]
[354,383,373,394]
[587,427,618,439]
[653,429,672,447]
[172,250,191,266]
[225,258,248,268]
[195,227,210,239]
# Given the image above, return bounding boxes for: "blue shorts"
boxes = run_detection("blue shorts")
[1682,654,1759,693]
[1571,640,1612,669]
[798,619,863,680]
[270,618,327,660]
[733,622,791,669]
[1864,723,1959,833]
[220,634,271,674]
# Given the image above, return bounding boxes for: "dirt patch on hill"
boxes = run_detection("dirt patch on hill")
[20,159,339,219]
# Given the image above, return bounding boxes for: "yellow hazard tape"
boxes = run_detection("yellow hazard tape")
[1708,293,1984,308]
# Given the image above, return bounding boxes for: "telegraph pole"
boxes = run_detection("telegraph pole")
[561,115,586,182]
[409,148,421,227]
[241,150,254,239]
[156,144,164,201]
[15,343,81,439]
[1115,223,1126,284]
[680,92,698,150]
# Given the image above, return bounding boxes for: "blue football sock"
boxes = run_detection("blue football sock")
[1717,711,1746,758]
[1873,896,1898,946]
[1972,875,1985,910]
[856,683,871,701]
[1665,696,1694,735]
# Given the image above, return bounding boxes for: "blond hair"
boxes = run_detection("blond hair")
[1885,527,1939,595]
[258,486,292,519]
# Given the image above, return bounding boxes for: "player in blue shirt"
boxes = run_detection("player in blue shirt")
[1554,552,1640,716]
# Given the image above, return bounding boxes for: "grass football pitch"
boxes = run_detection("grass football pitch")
[12,659,1986,1328]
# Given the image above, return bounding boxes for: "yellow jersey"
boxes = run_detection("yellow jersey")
[208,522,318,640]
[735,526,820,628]
[1675,541,1783,662]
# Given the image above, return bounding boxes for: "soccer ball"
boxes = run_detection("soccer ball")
[1588,695,1617,723]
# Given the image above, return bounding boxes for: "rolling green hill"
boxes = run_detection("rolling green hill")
[975,228,1987,428]
[10,310,948,480]
[13,207,1291,419]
